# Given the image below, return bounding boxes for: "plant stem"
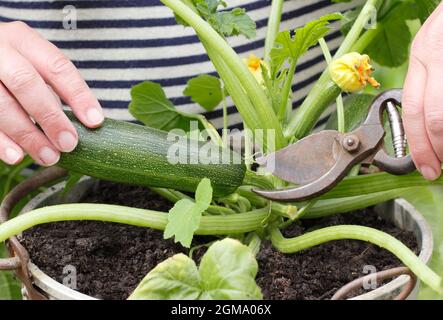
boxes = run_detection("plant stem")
[161,0,285,151]
[351,27,381,53]
[285,0,381,139]
[246,232,262,256]
[264,0,284,62]
[187,113,223,145]
[318,38,346,133]
[0,204,270,243]
[271,202,298,220]
[278,58,297,121]
[221,84,228,147]
[2,157,34,199]
[270,226,442,293]
[334,0,379,58]
[303,188,414,219]
[319,37,333,64]
[242,171,275,190]
[320,172,443,200]
[237,186,268,207]
[150,187,236,215]
[150,187,186,203]
[244,123,253,170]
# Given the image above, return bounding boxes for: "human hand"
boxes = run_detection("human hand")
[0,22,103,167]
[403,3,443,180]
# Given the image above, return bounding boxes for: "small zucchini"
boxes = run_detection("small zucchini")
[59,113,246,197]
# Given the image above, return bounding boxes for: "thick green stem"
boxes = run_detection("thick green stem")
[270,226,442,293]
[204,46,260,129]
[247,233,262,256]
[285,0,380,139]
[0,204,270,243]
[351,27,381,53]
[320,172,443,200]
[334,0,379,58]
[161,0,285,151]
[242,171,275,190]
[303,188,414,219]
[285,74,341,139]
[264,0,284,62]
[237,186,268,207]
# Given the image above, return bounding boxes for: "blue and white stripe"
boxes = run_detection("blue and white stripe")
[0,0,361,129]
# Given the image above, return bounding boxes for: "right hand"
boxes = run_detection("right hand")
[403,2,443,180]
[0,21,104,167]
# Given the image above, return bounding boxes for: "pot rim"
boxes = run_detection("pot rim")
[18,179,433,300]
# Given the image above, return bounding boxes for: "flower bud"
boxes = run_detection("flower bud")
[329,52,380,93]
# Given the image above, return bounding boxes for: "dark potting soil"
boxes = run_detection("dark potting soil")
[21,181,417,300]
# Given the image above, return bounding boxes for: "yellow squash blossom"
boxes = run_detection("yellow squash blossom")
[329,52,380,93]
[243,54,267,86]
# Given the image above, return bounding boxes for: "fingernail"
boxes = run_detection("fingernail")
[86,107,104,126]
[5,147,21,164]
[58,131,78,152]
[39,147,60,166]
[420,165,439,181]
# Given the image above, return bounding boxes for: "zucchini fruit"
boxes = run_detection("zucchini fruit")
[58,113,246,197]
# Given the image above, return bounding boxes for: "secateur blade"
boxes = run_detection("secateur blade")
[256,130,341,185]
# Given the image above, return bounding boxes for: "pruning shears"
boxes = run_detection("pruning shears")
[253,89,416,202]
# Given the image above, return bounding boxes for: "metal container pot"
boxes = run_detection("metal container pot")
[0,171,434,300]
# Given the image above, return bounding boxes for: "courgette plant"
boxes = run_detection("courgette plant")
[1,0,443,299]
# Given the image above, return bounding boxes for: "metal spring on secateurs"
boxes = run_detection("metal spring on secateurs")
[386,101,407,158]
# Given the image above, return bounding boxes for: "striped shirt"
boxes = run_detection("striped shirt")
[0,0,360,130]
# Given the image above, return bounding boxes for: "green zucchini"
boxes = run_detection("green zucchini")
[58,113,246,197]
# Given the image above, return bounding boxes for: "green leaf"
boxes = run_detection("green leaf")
[129,81,201,132]
[183,75,223,111]
[128,254,201,300]
[164,178,213,247]
[194,177,213,208]
[193,0,256,39]
[416,0,440,23]
[129,238,262,300]
[270,13,342,72]
[199,238,262,299]
[366,2,417,67]
[211,8,256,39]
[326,94,375,132]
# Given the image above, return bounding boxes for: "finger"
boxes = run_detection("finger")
[0,82,60,166]
[0,46,78,153]
[8,23,104,128]
[424,66,443,164]
[403,55,441,180]
[0,131,24,165]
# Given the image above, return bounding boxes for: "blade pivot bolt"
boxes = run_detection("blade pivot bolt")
[343,135,360,152]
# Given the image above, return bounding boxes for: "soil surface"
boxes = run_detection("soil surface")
[21,181,417,300]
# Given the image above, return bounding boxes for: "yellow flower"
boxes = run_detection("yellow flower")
[243,54,267,85]
[329,52,380,93]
